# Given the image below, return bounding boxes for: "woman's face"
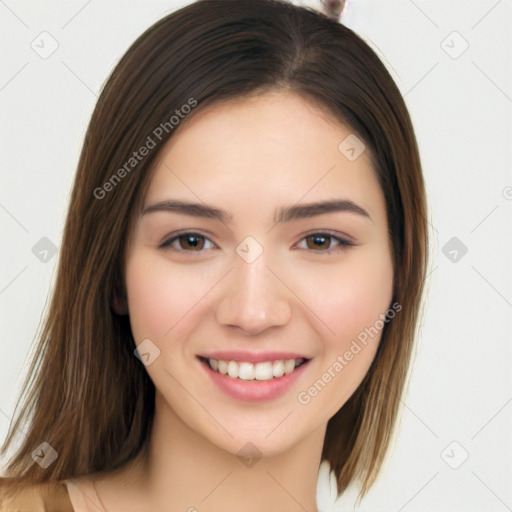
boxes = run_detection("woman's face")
[123,90,394,457]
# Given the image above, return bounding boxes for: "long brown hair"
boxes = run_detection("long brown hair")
[1,0,428,499]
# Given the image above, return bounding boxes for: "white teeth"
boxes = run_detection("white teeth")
[284,359,296,374]
[227,361,239,378]
[238,362,255,380]
[254,361,272,380]
[218,360,228,375]
[272,360,284,378]
[207,358,305,381]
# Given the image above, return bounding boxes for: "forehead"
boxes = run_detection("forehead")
[143,90,385,225]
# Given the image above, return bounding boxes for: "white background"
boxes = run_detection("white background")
[1,1,511,510]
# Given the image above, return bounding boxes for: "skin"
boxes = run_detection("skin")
[84,90,394,511]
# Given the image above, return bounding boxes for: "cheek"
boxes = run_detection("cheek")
[293,253,393,419]
[300,248,393,338]
[124,250,207,343]
[335,260,392,340]
[302,250,392,374]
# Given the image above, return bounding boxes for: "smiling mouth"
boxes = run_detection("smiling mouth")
[197,356,310,382]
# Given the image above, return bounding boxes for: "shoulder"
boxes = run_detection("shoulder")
[0,478,73,511]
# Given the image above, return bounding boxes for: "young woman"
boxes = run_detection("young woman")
[0,0,428,510]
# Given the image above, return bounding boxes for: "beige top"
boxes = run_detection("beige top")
[0,477,103,511]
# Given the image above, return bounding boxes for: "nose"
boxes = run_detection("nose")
[215,252,293,336]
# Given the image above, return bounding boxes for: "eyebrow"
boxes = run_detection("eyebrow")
[141,198,371,224]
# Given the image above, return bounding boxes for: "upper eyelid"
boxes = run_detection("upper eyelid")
[293,232,354,250]
[299,228,355,243]
[159,230,217,249]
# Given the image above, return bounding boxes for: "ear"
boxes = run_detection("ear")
[111,283,129,316]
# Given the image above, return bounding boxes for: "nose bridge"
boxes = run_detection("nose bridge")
[215,243,292,334]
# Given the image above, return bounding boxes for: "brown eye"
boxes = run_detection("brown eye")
[159,232,215,252]
[305,234,331,250]
[178,234,205,250]
[297,232,353,253]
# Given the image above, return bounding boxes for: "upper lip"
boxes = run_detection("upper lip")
[198,350,311,363]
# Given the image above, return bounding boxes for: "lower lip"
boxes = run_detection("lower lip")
[199,358,310,402]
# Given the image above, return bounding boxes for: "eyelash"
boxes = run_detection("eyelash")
[158,230,354,254]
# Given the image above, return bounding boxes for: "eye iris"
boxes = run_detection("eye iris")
[180,234,204,250]
[306,234,330,250]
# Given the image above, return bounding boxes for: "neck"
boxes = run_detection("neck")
[109,392,325,512]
